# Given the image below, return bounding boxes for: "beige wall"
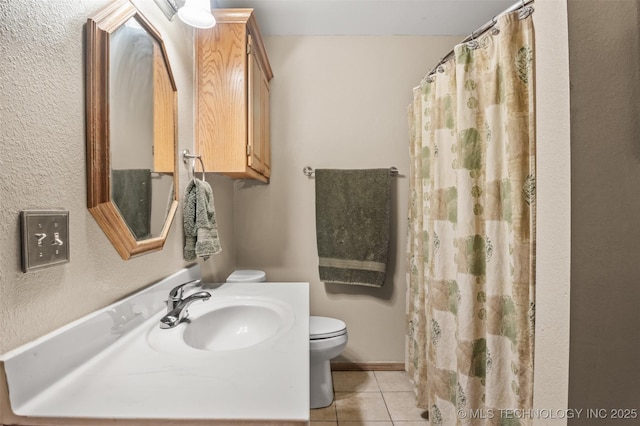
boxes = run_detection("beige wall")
[532,0,572,420]
[234,35,461,363]
[567,0,640,419]
[0,0,235,355]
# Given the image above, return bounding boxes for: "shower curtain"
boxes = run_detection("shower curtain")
[406,10,535,426]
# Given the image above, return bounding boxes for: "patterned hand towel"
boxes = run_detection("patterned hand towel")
[315,168,391,287]
[183,178,222,261]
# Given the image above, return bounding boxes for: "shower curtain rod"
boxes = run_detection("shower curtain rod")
[425,0,534,79]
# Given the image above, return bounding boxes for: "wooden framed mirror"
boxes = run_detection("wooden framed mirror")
[86,0,178,260]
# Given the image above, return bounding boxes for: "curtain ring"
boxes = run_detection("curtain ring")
[490,16,500,35]
[518,1,534,19]
[467,30,479,50]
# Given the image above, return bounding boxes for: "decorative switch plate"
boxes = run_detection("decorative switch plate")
[20,210,70,273]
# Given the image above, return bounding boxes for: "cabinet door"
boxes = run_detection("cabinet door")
[247,34,270,177]
[260,59,271,177]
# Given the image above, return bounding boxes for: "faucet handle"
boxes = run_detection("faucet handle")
[168,279,202,311]
[160,290,211,329]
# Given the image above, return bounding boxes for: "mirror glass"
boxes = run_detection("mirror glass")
[86,0,178,259]
[109,17,175,241]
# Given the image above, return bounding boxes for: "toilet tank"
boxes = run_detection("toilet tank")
[226,269,266,283]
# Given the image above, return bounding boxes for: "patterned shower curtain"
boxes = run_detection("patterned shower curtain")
[406,10,535,426]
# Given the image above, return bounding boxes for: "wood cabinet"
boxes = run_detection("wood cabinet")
[196,9,273,183]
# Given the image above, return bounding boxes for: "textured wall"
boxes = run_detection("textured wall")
[0,0,235,354]
[234,35,460,363]
[568,0,640,420]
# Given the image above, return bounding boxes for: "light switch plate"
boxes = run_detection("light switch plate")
[20,210,70,273]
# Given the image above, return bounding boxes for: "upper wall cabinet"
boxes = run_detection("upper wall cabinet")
[196,9,273,183]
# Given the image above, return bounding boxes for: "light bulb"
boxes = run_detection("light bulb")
[178,0,215,29]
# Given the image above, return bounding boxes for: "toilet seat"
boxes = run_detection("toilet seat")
[310,316,347,340]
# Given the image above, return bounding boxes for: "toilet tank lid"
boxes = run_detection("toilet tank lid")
[310,316,347,339]
[226,269,266,283]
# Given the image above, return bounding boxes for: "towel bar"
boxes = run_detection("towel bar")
[303,166,398,177]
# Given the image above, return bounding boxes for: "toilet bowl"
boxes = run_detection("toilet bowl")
[309,316,348,409]
[225,270,349,409]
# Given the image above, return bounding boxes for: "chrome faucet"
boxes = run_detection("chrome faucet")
[160,280,210,329]
[166,279,202,313]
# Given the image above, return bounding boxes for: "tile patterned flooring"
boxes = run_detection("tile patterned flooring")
[310,370,429,425]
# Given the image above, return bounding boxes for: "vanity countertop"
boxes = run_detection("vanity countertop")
[0,266,309,425]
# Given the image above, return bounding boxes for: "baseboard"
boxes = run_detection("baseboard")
[330,362,405,371]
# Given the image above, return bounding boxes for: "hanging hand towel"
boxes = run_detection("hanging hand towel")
[183,178,222,261]
[315,168,391,287]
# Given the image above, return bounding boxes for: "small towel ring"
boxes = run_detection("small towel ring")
[182,149,206,181]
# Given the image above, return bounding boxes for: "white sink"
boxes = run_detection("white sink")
[148,296,295,354]
[184,297,293,351]
[0,266,310,423]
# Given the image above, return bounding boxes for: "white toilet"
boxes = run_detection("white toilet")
[309,315,348,408]
[225,269,266,283]
[226,270,348,409]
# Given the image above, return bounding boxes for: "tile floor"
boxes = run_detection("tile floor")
[310,370,429,425]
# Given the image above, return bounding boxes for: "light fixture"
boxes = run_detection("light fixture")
[153,0,216,29]
[178,0,216,29]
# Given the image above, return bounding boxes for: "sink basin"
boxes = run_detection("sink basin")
[184,299,291,351]
[148,296,295,354]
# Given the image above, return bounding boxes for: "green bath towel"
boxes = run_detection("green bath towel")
[315,168,391,287]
